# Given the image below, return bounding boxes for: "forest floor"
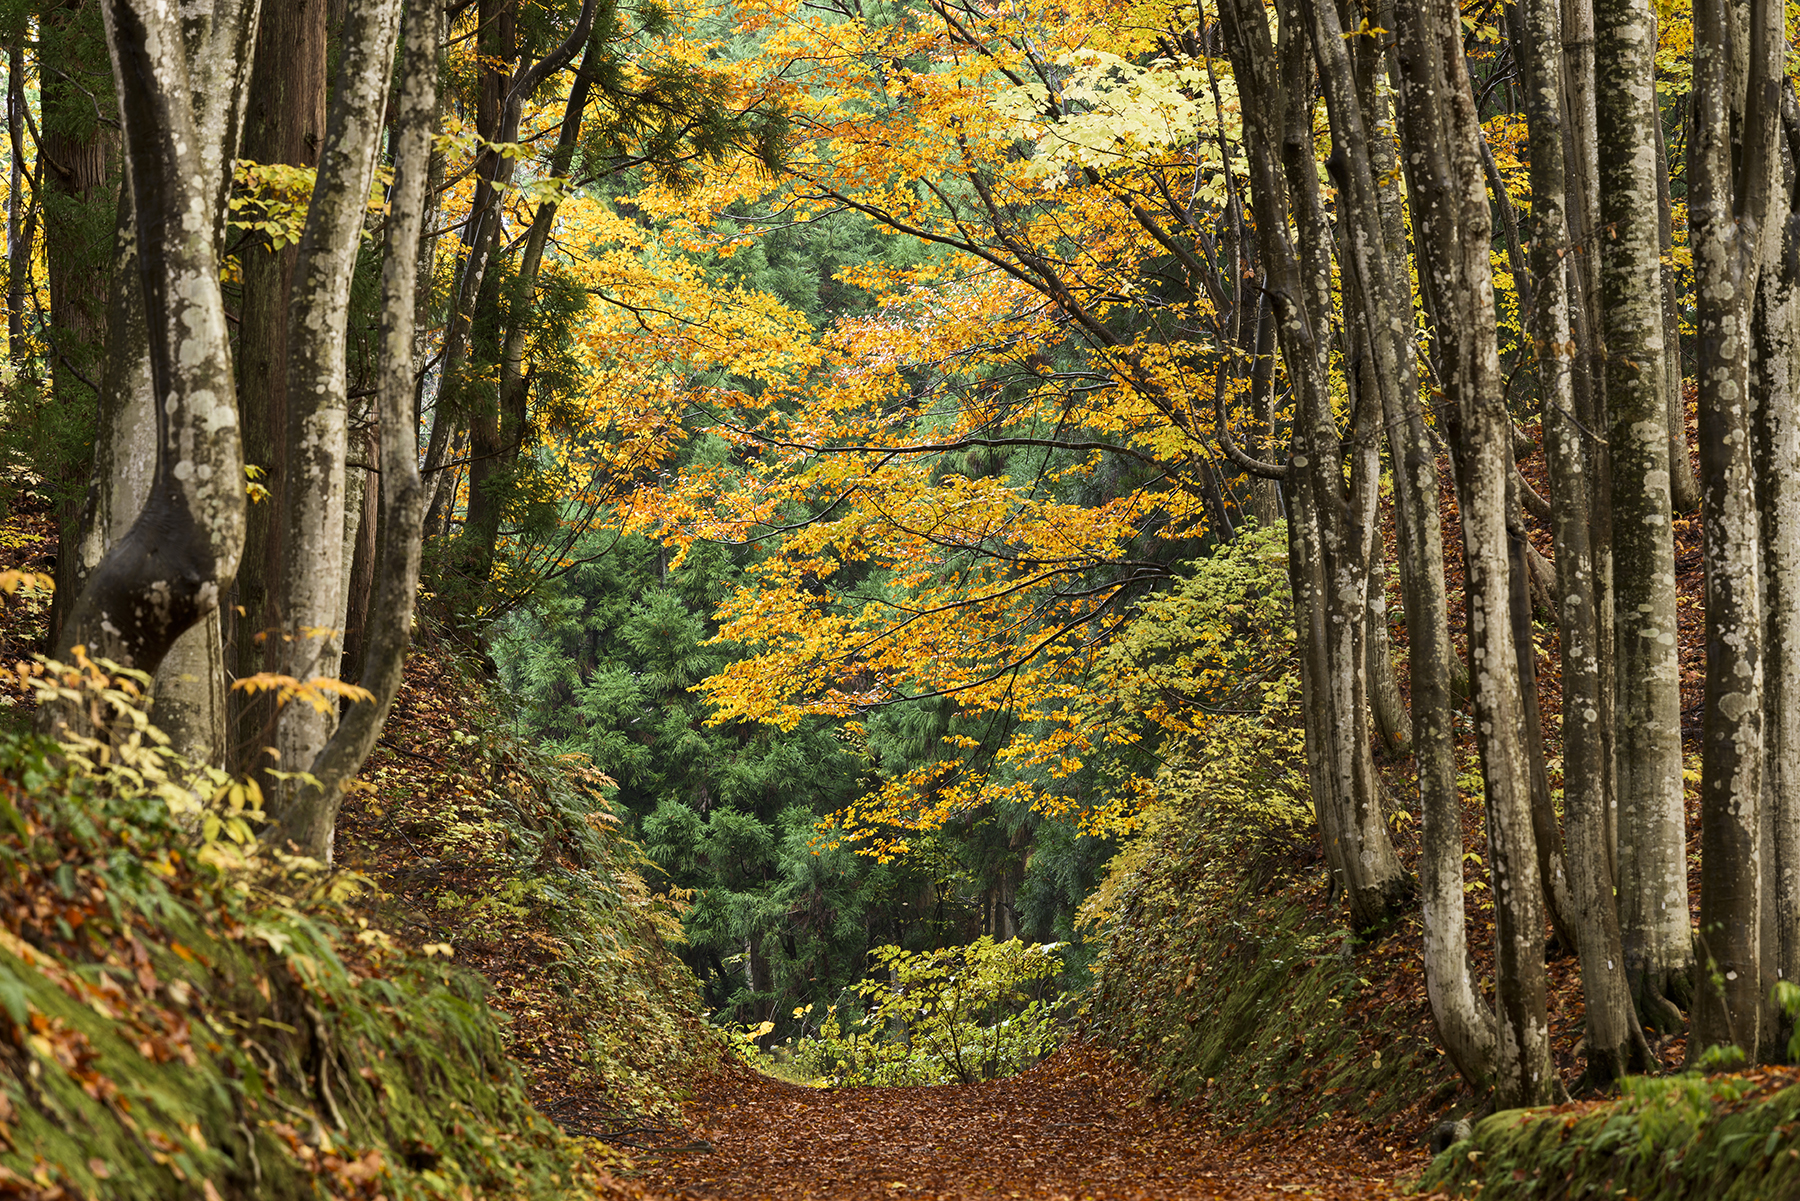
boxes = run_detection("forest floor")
[634,1052,1429,1201]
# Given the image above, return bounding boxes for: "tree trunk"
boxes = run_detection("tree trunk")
[1393,0,1555,1109]
[1214,0,1410,931]
[1366,542,1410,760]
[71,188,228,765]
[1560,0,1620,880]
[340,420,379,685]
[264,0,403,850]
[1518,0,1652,1088]
[49,0,258,702]
[450,1,600,600]
[1687,0,1780,1061]
[1597,0,1694,1033]
[267,0,438,863]
[1753,97,1800,1063]
[1656,108,1701,516]
[232,0,328,773]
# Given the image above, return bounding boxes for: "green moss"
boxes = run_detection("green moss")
[0,733,591,1199]
[1080,775,1452,1129]
[1417,1074,1800,1200]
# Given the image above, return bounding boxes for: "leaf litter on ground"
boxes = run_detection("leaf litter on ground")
[638,1049,1426,1201]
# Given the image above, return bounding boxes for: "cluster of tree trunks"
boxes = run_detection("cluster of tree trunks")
[1209,0,1800,1105]
[26,0,437,866]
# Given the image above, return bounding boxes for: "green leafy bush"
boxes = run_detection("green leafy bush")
[762,937,1068,1087]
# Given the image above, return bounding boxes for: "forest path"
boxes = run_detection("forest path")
[635,1049,1427,1200]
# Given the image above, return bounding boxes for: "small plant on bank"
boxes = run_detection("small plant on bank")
[741,937,1068,1087]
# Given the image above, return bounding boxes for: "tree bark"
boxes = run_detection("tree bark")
[267,0,437,862]
[340,419,379,685]
[69,186,228,764]
[232,0,328,772]
[48,0,258,703]
[1518,0,1652,1088]
[1216,0,1410,932]
[1687,0,1780,1061]
[1393,0,1555,1108]
[1597,0,1694,1033]
[1561,0,1620,878]
[1753,97,1800,1063]
[1656,108,1701,516]
[264,0,403,847]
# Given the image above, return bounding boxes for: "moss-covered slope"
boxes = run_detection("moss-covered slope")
[0,732,616,1200]
[1417,1070,1800,1201]
[1079,772,1459,1135]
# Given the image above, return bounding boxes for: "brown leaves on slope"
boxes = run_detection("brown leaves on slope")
[640,1048,1425,1201]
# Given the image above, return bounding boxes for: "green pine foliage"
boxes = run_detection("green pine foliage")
[495,531,934,1032]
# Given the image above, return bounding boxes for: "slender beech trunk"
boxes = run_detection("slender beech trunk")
[1561,0,1619,875]
[1393,0,1555,1108]
[1688,0,1780,1060]
[1366,542,1410,759]
[1216,0,1410,931]
[1518,0,1651,1088]
[264,0,403,850]
[1753,98,1800,1062]
[1597,0,1694,1033]
[266,0,437,861]
[1310,0,1493,1081]
[340,418,379,685]
[1656,112,1701,515]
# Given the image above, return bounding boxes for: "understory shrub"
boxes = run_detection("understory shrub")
[746,937,1067,1086]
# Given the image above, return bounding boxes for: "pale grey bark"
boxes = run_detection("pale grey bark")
[1688,0,1781,1060]
[1518,0,1651,1089]
[1366,546,1410,760]
[263,0,403,850]
[1393,0,1554,1108]
[1215,0,1410,930]
[1561,0,1620,875]
[1303,0,1491,1083]
[49,0,260,710]
[265,0,438,862]
[1596,0,1694,1032]
[1655,112,1701,516]
[1753,100,1800,1062]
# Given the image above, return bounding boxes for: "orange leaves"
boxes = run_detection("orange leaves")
[231,672,376,715]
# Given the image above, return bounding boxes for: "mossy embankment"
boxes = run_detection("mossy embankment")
[1416,1069,1800,1200]
[0,708,676,1199]
[337,637,723,1132]
[1078,767,1462,1141]
[0,475,737,1197]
